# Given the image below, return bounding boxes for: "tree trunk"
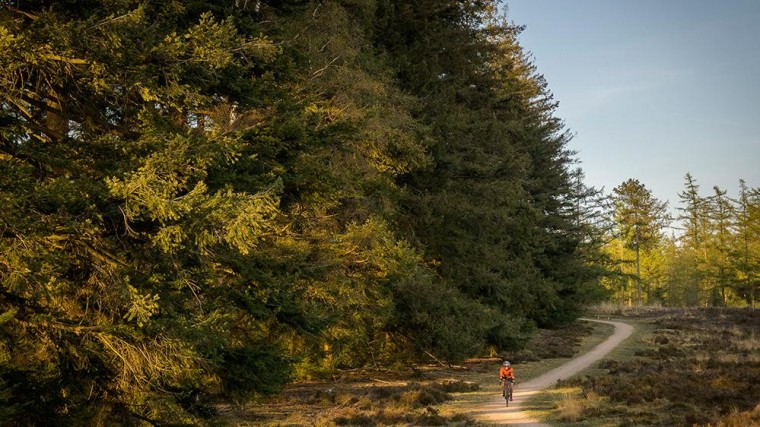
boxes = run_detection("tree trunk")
[636,242,642,306]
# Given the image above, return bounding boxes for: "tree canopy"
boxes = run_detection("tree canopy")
[602,174,760,308]
[0,1,604,424]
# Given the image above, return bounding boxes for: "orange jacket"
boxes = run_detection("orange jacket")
[499,366,514,380]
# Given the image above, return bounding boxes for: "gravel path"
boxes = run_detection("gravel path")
[472,319,634,426]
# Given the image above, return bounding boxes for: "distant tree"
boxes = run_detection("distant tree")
[677,173,710,305]
[611,179,669,305]
[567,168,616,290]
[733,180,760,307]
[660,234,692,305]
[704,186,738,305]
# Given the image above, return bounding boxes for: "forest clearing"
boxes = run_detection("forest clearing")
[221,307,760,426]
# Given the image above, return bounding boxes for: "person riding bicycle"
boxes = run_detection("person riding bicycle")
[499,361,515,400]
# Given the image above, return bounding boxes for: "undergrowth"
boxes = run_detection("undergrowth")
[553,307,760,426]
[217,321,596,426]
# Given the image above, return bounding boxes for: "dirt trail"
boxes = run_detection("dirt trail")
[472,319,634,426]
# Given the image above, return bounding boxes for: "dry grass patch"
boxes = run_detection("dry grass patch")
[715,404,760,427]
[218,373,482,426]
[554,392,583,422]
[735,332,760,352]
[514,386,610,426]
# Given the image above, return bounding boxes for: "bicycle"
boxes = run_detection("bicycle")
[500,378,514,406]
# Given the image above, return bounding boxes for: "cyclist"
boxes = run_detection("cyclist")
[499,361,515,401]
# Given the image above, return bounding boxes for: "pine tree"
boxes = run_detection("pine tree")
[733,180,760,307]
[704,186,737,305]
[611,179,669,306]
[0,1,609,422]
[376,1,604,338]
[0,1,297,423]
[677,173,710,305]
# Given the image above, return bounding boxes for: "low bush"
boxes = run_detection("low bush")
[577,308,760,426]
[511,322,594,362]
[435,379,479,393]
[715,404,760,427]
[398,383,450,408]
[334,413,377,426]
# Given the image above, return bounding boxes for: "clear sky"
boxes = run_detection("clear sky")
[505,0,760,214]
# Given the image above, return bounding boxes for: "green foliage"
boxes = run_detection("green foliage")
[386,247,496,363]
[603,175,760,307]
[0,0,608,423]
[219,344,292,401]
[612,179,669,252]
[375,2,604,330]
[608,179,670,306]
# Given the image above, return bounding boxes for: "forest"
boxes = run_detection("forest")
[0,1,757,425]
[605,175,760,308]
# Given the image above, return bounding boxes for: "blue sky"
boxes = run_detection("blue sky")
[505,0,760,214]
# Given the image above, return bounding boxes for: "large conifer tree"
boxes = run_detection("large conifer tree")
[0,1,605,423]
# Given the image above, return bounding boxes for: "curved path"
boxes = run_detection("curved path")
[472,319,634,426]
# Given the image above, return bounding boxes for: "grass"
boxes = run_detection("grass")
[435,320,616,422]
[216,321,606,426]
[213,308,760,426]
[484,319,627,426]
[528,307,760,427]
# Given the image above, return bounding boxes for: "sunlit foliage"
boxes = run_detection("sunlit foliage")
[0,0,603,423]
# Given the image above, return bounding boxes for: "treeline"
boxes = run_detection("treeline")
[0,1,604,424]
[605,174,760,307]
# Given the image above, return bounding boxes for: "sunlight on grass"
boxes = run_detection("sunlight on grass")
[524,386,634,427]
[524,387,580,422]
[518,316,656,426]
[555,391,583,422]
[240,312,760,426]
[531,308,760,426]
[735,332,760,352]
[434,319,620,426]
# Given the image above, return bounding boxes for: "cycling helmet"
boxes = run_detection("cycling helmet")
[503,361,511,367]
